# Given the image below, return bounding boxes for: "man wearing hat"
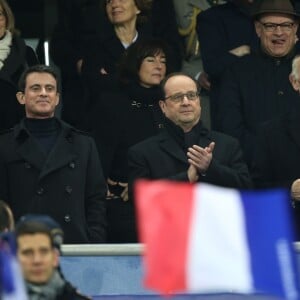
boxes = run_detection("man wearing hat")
[218,0,300,165]
[15,215,90,299]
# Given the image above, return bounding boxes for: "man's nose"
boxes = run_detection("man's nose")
[32,253,43,263]
[40,87,47,95]
[181,95,190,104]
[274,25,283,34]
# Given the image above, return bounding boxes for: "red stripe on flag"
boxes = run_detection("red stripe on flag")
[135,180,195,294]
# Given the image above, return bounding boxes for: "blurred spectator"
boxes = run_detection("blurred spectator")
[218,0,300,166]
[81,0,152,127]
[92,38,170,242]
[16,215,90,299]
[81,0,182,130]
[0,0,38,130]
[0,199,14,232]
[251,56,300,238]
[0,65,107,244]
[197,0,259,129]
[50,0,105,130]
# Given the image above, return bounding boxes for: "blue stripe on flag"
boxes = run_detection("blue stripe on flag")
[241,189,299,300]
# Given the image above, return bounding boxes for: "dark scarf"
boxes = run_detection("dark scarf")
[26,270,65,300]
[25,117,61,154]
[164,117,209,151]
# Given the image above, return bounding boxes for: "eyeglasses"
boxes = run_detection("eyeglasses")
[165,91,199,103]
[259,21,295,32]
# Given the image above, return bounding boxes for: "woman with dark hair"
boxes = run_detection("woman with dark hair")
[81,0,182,126]
[91,38,170,243]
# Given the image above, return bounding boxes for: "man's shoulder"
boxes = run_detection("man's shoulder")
[0,127,14,140]
[226,53,262,77]
[210,130,239,145]
[129,133,162,153]
[70,127,93,138]
[60,280,91,300]
[60,121,94,141]
[198,2,238,20]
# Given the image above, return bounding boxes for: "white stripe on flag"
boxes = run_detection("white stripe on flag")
[186,184,253,293]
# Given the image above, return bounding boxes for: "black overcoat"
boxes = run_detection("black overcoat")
[0,119,106,243]
[252,111,300,189]
[218,50,299,164]
[251,110,300,239]
[128,125,252,191]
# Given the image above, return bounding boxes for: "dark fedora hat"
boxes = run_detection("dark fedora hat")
[252,0,300,18]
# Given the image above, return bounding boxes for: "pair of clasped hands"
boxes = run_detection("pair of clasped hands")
[107,179,128,202]
[187,142,215,183]
[105,141,216,200]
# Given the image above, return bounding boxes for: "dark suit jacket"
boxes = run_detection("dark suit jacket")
[0,118,106,243]
[128,124,252,193]
[218,50,299,165]
[252,111,300,189]
[251,110,300,239]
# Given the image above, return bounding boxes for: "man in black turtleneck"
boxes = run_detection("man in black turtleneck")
[128,72,252,199]
[0,64,106,244]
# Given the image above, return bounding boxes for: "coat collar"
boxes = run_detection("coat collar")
[13,118,78,179]
[257,45,296,62]
[158,120,213,163]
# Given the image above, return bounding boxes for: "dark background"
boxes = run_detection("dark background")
[8,0,57,39]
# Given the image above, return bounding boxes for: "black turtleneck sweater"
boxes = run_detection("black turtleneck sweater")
[25,118,61,154]
[163,116,209,151]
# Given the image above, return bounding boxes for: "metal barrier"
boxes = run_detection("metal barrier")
[60,243,300,298]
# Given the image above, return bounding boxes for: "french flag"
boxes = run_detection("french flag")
[135,180,299,299]
[0,233,28,300]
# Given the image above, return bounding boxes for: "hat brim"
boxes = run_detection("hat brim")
[252,9,300,18]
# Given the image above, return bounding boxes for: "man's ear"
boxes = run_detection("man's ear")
[254,21,262,38]
[289,74,300,92]
[55,92,60,107]
[159,100,166,114]
[16,92,25,105]
[53,248,60,268]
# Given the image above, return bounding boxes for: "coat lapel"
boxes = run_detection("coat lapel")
[16,136,45,171]
[197,131,214,149]
[159,131,187,164]
[158,126,213,164]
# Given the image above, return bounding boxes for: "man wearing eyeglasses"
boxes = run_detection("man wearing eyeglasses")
[218,0,300,166]
[128,72,252,195]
